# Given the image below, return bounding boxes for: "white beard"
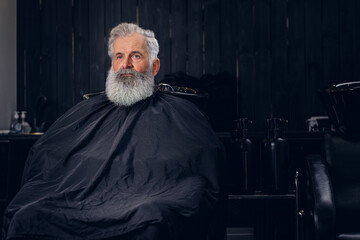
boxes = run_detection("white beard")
[105,66,154,106]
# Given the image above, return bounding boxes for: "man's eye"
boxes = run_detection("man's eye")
[117,55,122,59]
[132,54,141,60]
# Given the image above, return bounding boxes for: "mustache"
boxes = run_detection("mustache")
[113,69,145,86]
[115,69,140,77]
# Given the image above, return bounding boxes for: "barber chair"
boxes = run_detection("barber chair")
[304,133,360,240]
[303,82,360,240]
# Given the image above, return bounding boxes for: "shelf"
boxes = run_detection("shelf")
[216,130,328,140]
[228,194,296,200]
[0,133,43,140]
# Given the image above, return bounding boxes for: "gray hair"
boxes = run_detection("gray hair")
[108,23,159,62]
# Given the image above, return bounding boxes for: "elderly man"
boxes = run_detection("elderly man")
[2,23,224,240]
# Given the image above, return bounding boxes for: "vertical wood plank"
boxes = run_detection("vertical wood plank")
[171,0,187,73]
[339,0,355,83]
[16,0,25,113]
[187,0,203,78]
[41,0,58,123]
[238,0,255,120]
[89,0,106,92]
[220,0,237,75]
[138,0,154,30]
[354,1,360,81]
[254,0,271,130]
[57,0,73,115]
[105,0,122,35]
[270,0,288,120]
[121,0,137,24]
[322,0,339,88]
[204,0,220,74]
[153,0,170,82]
[305,0,322,118]
[288,0,306,130]
[73,0,90,103]
[219,0,238,121]
[23,0,41,124]
[105,0,122,72]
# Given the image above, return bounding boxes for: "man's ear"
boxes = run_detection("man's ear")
[152,58,160,76]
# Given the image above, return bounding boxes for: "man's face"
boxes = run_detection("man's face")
[112,33,150,74]
[106,32,160,106]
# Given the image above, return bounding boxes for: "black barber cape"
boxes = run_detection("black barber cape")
[2,92,224,240]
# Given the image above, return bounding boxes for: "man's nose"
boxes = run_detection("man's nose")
[122,57,133,69]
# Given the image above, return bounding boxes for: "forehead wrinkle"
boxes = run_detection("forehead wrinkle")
[113,34,148,56]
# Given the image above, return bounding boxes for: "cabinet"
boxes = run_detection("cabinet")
[0,134,41,230]
[218,131,324,240]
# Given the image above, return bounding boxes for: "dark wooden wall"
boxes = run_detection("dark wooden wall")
[17,0,360,132]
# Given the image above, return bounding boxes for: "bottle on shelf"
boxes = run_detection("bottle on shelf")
[10,111,23,134]
[230,118,254,194]
[20,111,32,134]
[261,118,289,194]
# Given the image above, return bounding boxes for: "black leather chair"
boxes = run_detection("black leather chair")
[303,133,360,240]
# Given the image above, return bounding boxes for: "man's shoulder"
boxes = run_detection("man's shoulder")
[153,91,210,122]
[154,91,198,108]
[154,89,207,114]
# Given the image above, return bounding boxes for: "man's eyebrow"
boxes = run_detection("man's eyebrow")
[130,51,144,56]
[115,51,143,55]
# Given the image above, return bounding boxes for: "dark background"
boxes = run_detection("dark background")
[12,1,360,238]
[16,0,360,132]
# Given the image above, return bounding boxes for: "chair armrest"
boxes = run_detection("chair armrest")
[305,154,336,240]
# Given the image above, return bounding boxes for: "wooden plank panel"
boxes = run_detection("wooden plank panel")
[171,0,187,73]
[16,0,351,134]
[121,0,137,24]
[41,0,58,123]
[152,0,170,82]
[339,0,355,83]
[105,0,122,72]
[73,0,90,103]
[305,0,322,118]
[187,0,203,77]
[354,0,360,81]
[270,0,288,121]
[204,0,220,74]
[105,0,121,35]
[322,0,339,88]
[237,0,255,120]
[23,0,41,124]
[254,0,271,130]
[57,0,73,115]
[16,0,25,112]
[220,0,237,75]
[238,54,255,120]
[89,0,106,92]
[288,0,306,130]
[138,0,154,30]
[219,0,238,121]
[254,51,271,131]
